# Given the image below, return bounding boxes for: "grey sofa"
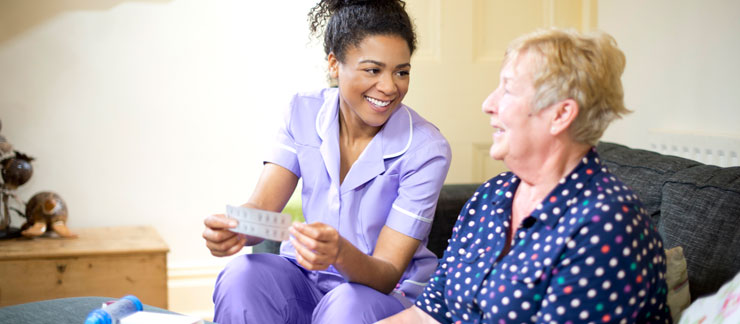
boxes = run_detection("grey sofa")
[426,141,740,301]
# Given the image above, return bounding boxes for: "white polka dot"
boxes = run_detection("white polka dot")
[610,292,618,301]
[604,223,613,231]
[571,266,581,275]
[595,267,604,276]
[571,298,581,308]
[557,306,565,315]
[579,310,589,320]
[585,256,595,265]
[508,311,517,319]
[590,235,600,244]
[602,280,611,290]
[522,301,530,310]
[609,257,619,267]
[587,289,597,298]
[502,297,509,305]
[579,278,588,287]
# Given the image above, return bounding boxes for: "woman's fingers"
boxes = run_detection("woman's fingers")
[290,222,342,270]
[203,213,244,256]
[292,222,339,244]
[204,213,237,230]
[206,232,245,256]
[291,236,328,270]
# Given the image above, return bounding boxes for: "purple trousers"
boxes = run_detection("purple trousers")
[213,253,406,324]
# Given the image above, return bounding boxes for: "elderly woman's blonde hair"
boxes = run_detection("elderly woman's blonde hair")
[504,28,630,146]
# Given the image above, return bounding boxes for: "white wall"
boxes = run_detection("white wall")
[0,0,325,271]
[598,0,740,148]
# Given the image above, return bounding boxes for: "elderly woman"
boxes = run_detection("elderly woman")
[380,28,671,323]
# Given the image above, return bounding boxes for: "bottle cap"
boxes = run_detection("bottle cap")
[122,295,143,311]
[84,309,111,324]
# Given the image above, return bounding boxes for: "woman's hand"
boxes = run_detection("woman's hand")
[202,213,249,257]
[289,222,346,271]
[375,306,439,324]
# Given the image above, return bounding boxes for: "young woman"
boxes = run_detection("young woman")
[202,1,451,323]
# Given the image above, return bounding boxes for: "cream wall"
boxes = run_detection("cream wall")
[597,0,740,148]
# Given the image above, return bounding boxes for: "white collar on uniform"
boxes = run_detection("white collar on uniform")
[315,88,414,192]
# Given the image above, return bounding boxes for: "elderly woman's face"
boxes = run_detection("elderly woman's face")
[482,53,551,163]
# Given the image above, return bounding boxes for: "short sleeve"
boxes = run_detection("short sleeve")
[265,95,301,178]
[384,138,451,240]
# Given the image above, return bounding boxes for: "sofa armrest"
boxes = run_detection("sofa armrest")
[426,184,479,258]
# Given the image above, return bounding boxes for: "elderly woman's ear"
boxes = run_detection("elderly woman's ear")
[548,98,579,136]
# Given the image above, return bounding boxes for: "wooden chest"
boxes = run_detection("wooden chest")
[0,226,169,308]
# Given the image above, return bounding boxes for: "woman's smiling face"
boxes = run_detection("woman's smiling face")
[330,34,411,132]
[482,52,551,164]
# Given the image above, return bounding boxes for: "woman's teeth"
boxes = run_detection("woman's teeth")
[366,96,391,107]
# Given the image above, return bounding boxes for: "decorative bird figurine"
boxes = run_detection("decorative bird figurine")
[21,191,77,238]
[1,152,34,190]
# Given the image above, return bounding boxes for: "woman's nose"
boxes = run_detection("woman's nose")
[482,89,499,114]
[376,73,397,94]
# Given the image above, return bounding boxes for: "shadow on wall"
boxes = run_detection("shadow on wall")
[0,0,171,44]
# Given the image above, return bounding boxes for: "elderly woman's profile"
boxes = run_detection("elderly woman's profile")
[379,28,671,323]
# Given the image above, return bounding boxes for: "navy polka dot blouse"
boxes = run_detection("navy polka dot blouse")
[416,149,671,323]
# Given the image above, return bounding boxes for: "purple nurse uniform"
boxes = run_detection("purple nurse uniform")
[213,88,451,323]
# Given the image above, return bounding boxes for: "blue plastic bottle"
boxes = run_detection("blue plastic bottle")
[84,295,143,324]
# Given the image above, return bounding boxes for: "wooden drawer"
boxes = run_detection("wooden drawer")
[0,226,169,308]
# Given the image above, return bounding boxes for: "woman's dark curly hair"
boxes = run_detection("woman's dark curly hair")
[308,0,416,63]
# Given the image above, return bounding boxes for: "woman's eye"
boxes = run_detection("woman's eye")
[397,70,410,77]
[365,68,380,74]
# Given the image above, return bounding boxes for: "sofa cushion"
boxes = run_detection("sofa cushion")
[596,142,701,226]
[660,164,740,300]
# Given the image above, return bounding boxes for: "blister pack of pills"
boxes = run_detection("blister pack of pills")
[225,205,292,241]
